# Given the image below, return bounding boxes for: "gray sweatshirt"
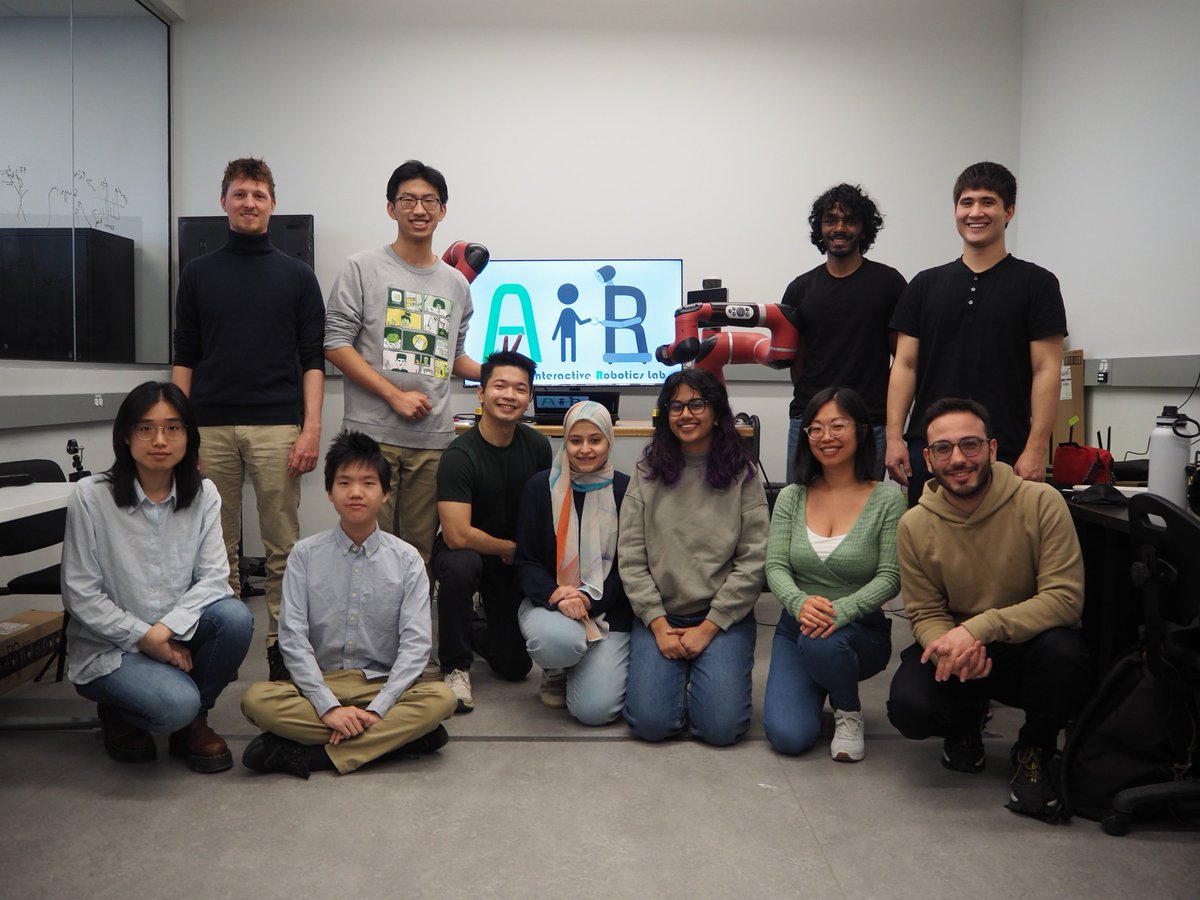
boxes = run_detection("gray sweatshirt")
[325,245,472,449]
[618,456,768,630]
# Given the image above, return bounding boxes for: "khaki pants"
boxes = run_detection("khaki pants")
[199,424,300,644]
[377,443,442,565]
[241,670,456,774]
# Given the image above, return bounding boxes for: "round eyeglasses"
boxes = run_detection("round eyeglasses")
[804,420,852,440]
[927,437,988,461]
[133,423,185,441]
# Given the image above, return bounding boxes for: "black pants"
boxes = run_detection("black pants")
[887,627,1092,750]
[431,534,531,681]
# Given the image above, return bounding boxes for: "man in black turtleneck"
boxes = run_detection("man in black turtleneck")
[172,157,325,680]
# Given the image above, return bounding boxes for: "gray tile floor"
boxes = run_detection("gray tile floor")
[2,595,1197,899]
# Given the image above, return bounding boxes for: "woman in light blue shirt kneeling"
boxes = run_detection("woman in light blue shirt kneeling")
[62,381,252,772]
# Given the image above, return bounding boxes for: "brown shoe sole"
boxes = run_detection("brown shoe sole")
[168,734,234,773]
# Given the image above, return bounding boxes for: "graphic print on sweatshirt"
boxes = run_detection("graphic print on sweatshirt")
[382,288,453,379]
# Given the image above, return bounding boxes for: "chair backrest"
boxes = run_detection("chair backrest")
[0,459,69,559]
[0,459,66,483]
[1128,493,1200,683]
[1129,493,1200,629]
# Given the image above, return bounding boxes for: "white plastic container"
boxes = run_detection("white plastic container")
[1147,406,1189,508]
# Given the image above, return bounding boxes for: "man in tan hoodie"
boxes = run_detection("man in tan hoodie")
[886,397,1090,823]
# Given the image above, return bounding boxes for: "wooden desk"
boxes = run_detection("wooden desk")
[1068,498,1137,678]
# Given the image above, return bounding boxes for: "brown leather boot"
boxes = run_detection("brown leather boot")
[169,713,233,773]
[97,703,157,763]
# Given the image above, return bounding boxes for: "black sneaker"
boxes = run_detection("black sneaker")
[242,732,310,779]
[266,643,291,682]
[942,730,986,773]
[1006,745,1061,823]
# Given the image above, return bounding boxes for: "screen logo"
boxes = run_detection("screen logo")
[465,259,682,386]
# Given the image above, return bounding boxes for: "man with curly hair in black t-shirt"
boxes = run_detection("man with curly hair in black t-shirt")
[781,183,906,481]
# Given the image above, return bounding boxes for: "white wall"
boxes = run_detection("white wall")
[171,0,1023,493]
[1019,0,1200,456]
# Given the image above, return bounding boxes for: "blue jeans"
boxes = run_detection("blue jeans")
[623,611,756,747]
[518,599,631,726]
[75,597,252,732]
[762,608,891,755]
[788,419,886,483]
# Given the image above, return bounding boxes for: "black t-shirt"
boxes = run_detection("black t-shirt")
[436,423,553,541]
[889,254,1067,453]
[780,258,906,423]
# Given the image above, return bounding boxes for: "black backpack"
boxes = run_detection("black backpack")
[1060,648,1199,830]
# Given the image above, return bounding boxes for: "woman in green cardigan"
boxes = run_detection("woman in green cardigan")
[763,386,903,761]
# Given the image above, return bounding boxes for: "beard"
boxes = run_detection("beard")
[825,235,859,258]
[933,455,993,500]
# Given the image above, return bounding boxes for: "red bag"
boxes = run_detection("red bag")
[1052,443,1113,488]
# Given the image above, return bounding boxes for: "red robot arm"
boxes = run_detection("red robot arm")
[441,240,490,284]
[655,302,802,383]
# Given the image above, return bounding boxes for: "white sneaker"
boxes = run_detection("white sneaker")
[539,671,567,709]
[830,709,865,762]
[445,669,474,714]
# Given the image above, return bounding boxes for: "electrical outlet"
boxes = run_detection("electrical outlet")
[93,394,104,407]
[1097,359,1109,384]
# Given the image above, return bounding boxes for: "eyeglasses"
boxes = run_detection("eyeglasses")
[393,194,443,212]
[804,420,853,440]
[666,398,708,416]
[927,437,989,461]
[133,423,186,441]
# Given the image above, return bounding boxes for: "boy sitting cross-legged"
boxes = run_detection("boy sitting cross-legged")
[241,430,456,777]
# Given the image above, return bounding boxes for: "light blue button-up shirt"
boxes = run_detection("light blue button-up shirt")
[60,474,232,684]
[278,525,431,719]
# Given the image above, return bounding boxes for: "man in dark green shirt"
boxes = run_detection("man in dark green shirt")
[433,351,551,712]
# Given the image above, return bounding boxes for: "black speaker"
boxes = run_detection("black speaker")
[177,214,315,274]
[0,227,135,363]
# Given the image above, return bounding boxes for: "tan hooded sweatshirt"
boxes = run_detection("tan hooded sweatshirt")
[897,461,1084,648]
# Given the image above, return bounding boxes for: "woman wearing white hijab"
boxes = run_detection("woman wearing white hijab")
[515,401,632,725]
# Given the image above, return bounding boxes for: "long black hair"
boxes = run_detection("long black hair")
[105,381,203,510]
[792,386,876,485]
[640,368,754,490]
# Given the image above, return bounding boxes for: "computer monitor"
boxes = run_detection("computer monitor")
[463,258,682,388]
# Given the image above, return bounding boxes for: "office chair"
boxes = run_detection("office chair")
[1102,492,1200,835]
[0,459,70,682]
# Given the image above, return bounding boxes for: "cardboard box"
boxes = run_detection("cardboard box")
[0,610,64,695]
[1052,349,1087,459]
